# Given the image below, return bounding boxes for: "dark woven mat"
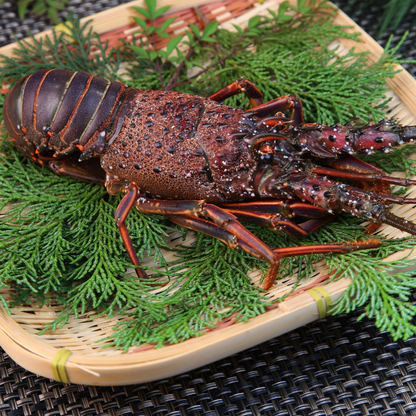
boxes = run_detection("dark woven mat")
[2,307,416,416]
[0,0,133,46]
[333,0,416,78]
[2,1,416,415]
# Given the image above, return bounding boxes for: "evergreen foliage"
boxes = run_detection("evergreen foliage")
[1,0,416,349]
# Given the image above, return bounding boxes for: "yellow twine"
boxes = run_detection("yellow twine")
[51,349,72,383]
[306,287,332,319]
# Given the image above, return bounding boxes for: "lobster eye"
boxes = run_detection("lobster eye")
[259,153,274,163]
[258,144,274,163]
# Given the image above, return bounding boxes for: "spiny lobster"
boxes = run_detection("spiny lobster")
[4,69,416,289]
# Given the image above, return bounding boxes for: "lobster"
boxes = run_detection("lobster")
[3,68,416,290]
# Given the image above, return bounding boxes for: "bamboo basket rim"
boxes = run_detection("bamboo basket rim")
[1,0,416,386]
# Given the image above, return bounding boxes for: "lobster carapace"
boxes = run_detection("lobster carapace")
[4,69,416,289]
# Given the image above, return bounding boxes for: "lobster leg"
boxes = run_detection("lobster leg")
[311,155,416,233]
[134,197,380,289]
[312,165,416,188]
[219,200,334,235]
[217,198,335,237]
[208,78,264,107]
[273,239,381,258]
[115,186,149,280]
[222,209,334,238]
[321,154,403,197]
[46,158,106,184]
[257,167,416,235]
[316,154,401,233]
[324,154,384,174]
[220,200,329,218]
[24,152,106,184]
[135,197,280,288]
[165,214,239,249]
[104,179,150,281]
[166,212,379,289]
[245,95,304,124]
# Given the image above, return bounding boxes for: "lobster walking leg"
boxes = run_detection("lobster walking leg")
[311,156,416,232]
[246,95,304,124]
[47,158,106,184]
[325,154,385,174]
[19,152,106,184]
[134,196,381,289]
[209,79,304,124]
[312,166,416,188]
[114,186,149,280]
[317,154,404,233]
[135,197,280,288]
[220,208,334,238]
[273,239,381,257]
[165,214,238,249]
[220,200,335,236]
[322,154,398,202]
[208,78,264,107]
[105,179,149,280]
[220,200,329,218]
[257,167,416,235]
[165,212,377,290]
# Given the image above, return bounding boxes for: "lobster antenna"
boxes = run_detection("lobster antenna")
[377,211,416,235]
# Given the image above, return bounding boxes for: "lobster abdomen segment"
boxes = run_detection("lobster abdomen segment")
[33,69,77,139]
[4,69,126,159]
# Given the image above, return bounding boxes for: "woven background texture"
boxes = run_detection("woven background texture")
[1,308,416,416]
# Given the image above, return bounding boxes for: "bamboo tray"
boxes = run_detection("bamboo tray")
[1,0,416,386]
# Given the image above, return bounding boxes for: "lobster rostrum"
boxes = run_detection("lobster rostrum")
[4,69,416,289]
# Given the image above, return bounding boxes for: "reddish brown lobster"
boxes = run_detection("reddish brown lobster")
[4,69,416,289]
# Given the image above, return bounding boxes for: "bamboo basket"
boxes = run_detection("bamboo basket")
[1,0,416,386]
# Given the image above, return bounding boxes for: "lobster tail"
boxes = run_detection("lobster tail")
[3,69,127,161]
